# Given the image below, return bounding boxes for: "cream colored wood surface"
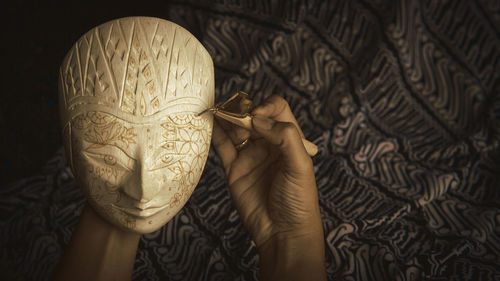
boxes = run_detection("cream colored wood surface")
[59,17,214,234]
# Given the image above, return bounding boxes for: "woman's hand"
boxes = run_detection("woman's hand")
[212,95,326,280]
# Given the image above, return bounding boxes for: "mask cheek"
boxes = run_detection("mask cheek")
[73,154,122,207]
[166,159,200,206]
[73,156,136,230]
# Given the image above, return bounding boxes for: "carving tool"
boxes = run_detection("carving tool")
[199,91,318,156]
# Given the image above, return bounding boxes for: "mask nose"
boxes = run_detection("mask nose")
[122,165,162,203]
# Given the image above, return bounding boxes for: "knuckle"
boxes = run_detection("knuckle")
[257,95,293,117]
[268,94,284,103]
[267,95,289,109]
[280,122,299,138]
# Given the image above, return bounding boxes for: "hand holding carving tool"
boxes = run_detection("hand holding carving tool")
[199,91,318,156]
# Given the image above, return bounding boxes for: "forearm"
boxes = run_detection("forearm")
[258,230,327,281]
[53,204,140,281]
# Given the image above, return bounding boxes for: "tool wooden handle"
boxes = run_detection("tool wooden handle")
[302,138,318,157]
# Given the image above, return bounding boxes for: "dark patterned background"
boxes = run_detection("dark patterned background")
[1,0,499,280]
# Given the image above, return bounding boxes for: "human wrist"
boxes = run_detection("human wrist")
[257,227,326,281]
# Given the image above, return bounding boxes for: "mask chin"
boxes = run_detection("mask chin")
[89,192,188,234]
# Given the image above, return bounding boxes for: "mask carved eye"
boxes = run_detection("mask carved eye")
[149,154,182,171]
[104,155,117,165]
[82,144,135,172]
[161,155,176,166]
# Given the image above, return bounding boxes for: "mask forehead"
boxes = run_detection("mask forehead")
[58,16,214,128]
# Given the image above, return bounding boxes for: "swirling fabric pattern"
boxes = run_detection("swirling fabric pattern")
[1,0,499,280]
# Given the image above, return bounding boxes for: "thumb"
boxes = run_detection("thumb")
[252,115,311,172]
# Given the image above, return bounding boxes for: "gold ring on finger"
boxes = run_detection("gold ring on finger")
[235,139,249,151]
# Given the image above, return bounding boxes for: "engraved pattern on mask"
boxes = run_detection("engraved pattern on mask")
[69,111,211,232]
[161,114,211,209]
[74,112,137,149]
[59,17,214,123]
[70,112,137,230]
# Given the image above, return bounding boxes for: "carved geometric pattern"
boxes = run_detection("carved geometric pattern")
[59,17,214,124]
[67,111,212,234]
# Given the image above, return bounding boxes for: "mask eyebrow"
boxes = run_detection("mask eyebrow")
[80,117,137,149]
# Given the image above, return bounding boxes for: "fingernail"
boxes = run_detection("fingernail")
[252,115,275,130]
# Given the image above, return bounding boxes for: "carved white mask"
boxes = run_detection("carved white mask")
[58,17,214,234]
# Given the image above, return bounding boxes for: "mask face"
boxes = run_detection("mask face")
[69,111,211,233]
[59,17,214,233]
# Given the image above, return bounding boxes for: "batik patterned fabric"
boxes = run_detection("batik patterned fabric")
[1,0,499,280]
